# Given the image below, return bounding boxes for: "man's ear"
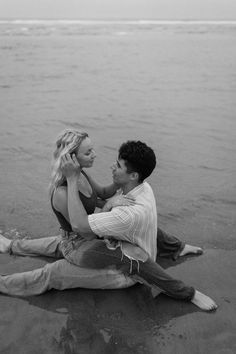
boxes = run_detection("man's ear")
[130,172,139,181]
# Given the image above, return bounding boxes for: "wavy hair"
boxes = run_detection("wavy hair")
[49,128,88,196]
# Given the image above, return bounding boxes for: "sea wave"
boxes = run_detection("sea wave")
[0,19,236,37]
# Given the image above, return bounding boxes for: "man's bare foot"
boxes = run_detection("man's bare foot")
[179,244,203,257]
[191,290,218,311]
[0,234,11,253]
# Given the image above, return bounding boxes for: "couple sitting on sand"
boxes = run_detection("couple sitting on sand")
[0,129,217,311]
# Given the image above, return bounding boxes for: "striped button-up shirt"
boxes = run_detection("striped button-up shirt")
[88,182,158,261]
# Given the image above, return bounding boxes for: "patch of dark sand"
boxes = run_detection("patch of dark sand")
[159,199,236,252]
[0,249,236,353]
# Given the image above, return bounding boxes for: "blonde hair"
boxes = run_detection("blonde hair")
[49,128,88,196]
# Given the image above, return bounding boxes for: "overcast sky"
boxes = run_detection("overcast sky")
[0,0,235,20]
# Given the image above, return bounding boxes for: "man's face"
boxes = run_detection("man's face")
[111,158,132,186]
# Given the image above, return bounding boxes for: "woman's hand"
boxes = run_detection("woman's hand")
[61,153,81,179]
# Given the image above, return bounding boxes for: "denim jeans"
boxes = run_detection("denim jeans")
[65,237,194,301]
[156,228,185,260]
[0,228,194,300]
[0,236,134,296]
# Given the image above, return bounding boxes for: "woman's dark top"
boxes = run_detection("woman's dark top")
[51,171,97,232]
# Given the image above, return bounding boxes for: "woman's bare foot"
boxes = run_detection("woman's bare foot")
[0,234,11,253]
[191,290,218,311]
[179,244,203,257]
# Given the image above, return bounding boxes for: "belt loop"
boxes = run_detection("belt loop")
[136,260,140,273]
[60,228,70,239]
[129,259,133,273]
[9,239,15,255]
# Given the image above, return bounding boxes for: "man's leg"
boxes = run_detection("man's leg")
[0,259,133,297]
[157,227,203,260]
[73,240,194,300]
[130,258,217,311]
[67,240,217,311]
[0,233,62,258]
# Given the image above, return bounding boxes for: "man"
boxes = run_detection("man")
[0,140,217,311]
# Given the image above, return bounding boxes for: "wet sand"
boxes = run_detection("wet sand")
[0,224,236,353]
[1,174,236,354]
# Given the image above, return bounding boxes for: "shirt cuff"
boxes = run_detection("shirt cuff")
[88,214,103,238]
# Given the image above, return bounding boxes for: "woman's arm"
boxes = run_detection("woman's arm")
[52,187,71,223]
[53,185,96,239]
[85,172,118,199]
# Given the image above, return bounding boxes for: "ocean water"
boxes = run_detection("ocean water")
[0,20,235,247]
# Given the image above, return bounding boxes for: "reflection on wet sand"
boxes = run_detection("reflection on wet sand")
[26,285,197,353]
[1,246,236,353]
[5,252,195,353]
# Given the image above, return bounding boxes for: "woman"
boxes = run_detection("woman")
[50,129,132,237]
[49,129,138,256]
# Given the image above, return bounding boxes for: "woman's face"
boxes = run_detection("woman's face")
[74,137,96,168]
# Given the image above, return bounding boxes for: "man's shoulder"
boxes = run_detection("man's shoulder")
[135,182,155,201]
[143,181,155,193]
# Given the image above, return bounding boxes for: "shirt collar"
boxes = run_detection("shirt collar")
[126,182,145,198]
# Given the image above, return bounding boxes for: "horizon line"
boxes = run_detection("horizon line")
[0,16,236,20]
[0,17,236,22]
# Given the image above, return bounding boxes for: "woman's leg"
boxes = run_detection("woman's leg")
[0,233,62,258]
[0,259,133,296]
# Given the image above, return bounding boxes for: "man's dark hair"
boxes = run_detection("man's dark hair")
[118,140,156,182]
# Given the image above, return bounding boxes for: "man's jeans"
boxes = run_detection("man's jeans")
[0,229,194,300]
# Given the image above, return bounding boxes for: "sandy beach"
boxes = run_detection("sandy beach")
[1,196,236,353]
[1,233,236,353]
[1,20,236,353]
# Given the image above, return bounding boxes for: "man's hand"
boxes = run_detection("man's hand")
[109,194,136,208]
[102,194,136,212]
[61,153,81,179]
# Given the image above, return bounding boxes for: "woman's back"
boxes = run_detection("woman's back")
[51,171,97,232]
